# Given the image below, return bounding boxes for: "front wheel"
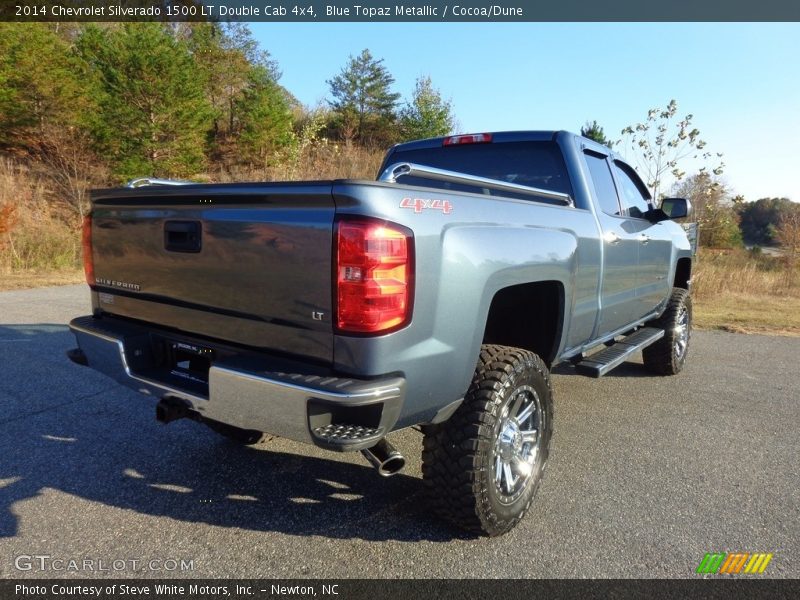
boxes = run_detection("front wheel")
[422,344,553,536]
[643,287,692,375]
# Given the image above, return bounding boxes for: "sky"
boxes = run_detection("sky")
[249,22,799,202]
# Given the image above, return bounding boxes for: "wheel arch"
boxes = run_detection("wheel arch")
[482,280,565,366]
[674,256,692,290]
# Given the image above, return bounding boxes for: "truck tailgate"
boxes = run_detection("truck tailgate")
[89,182,335,363]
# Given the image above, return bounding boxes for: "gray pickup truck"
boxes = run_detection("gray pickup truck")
[68,131,693,536]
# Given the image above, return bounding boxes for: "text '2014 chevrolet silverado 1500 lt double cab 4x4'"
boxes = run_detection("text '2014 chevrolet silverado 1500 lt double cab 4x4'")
[68,131,693,536]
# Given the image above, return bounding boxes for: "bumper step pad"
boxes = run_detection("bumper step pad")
[313,424,384,443]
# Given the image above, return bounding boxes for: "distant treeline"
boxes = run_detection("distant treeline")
[0,23,455,186]
[0,23,796,262]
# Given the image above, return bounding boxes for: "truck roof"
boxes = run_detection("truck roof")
[388,129,619,165]
[390,130,562,153]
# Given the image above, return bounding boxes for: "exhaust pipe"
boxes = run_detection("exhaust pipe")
[156,397,190,424]
[361,438,406,477]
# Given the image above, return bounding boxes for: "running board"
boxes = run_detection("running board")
[575,327,664,378]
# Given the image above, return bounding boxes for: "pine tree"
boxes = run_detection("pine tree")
[186,23,281,141]
[399,76,454,141]
[327,49,400,145]
[77,24,213,179]
[580,120,610,147]
[0,23,97,144]
[235,65,295,167]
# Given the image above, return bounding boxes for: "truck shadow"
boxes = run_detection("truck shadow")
[0,324,470,544]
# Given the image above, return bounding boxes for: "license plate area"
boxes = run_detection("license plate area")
[132,335,221,398]
[166,341,214,385]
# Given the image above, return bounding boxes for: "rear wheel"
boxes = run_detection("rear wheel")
[643,287,692,375]
[422,344,553,536]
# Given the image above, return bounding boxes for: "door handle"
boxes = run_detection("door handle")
[638,234,650,245]
[604,231,621,245]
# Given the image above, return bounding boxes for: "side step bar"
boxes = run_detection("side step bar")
[575,327,664,378]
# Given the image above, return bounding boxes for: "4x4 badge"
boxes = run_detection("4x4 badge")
[400,197,453,215]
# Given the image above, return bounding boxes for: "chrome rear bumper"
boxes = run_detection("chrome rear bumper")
[68,316,404,451]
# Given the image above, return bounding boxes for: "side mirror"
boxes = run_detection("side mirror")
[660,197,691,220]
[644,197,691,223]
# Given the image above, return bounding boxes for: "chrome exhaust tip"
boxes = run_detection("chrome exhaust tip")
[361,438,406,477]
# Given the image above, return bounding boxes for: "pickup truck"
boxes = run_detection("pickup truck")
[67,131,693,536]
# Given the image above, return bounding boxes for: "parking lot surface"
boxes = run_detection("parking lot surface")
[1,285,797,578]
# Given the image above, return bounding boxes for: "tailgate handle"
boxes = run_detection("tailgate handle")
[164,221,202,253]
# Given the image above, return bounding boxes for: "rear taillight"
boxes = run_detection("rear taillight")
[443,133,492,146]
[335,218,413,334]
[81,214,95,286]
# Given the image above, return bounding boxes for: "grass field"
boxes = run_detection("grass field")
[0,269,84,291]
[693,293,800,336]
[692,249,799,336]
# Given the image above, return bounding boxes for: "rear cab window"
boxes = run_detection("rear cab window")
[582,151,622,216]
[384,141,573,205]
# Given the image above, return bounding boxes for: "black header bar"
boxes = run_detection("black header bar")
[2,0,800,22]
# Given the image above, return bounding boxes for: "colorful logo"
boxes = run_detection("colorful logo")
[696,552,773,574]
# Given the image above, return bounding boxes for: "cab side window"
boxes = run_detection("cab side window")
[612,161,651,219]
[583,151,621,216]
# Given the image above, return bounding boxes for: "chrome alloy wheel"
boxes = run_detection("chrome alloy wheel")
[674,304,690,361]
[493,385,543,504]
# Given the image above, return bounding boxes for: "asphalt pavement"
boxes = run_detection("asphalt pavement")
[0,285,798,578]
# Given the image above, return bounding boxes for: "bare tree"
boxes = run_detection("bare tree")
[775,204,800,284]
[671,172,741,248]
[39,126,105,221]
[619,99,724,201]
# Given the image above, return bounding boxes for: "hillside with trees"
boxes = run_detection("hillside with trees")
[0,23,454,273]
[0,23,797,329]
